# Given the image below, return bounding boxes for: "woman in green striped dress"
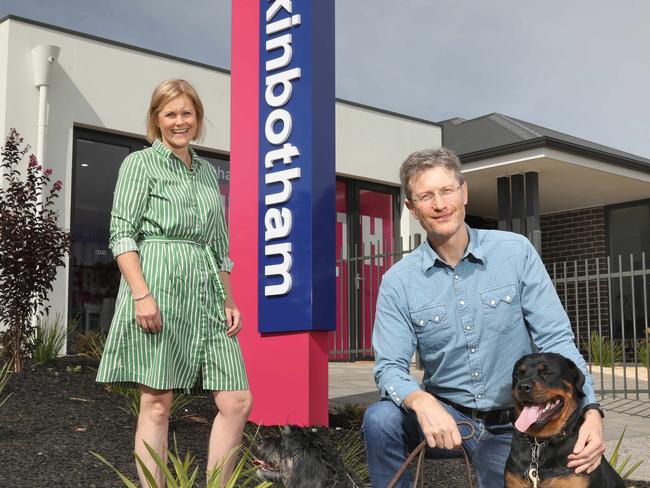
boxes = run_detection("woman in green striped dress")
[96,79,251,486]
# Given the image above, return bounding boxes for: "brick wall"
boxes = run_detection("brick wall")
[540,206,606,263]
[540,206,611,345]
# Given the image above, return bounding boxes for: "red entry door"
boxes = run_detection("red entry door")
[330,179,398,361]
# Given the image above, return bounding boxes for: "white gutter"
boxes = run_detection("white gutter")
[31,44,60,177]
[30,45,60,331]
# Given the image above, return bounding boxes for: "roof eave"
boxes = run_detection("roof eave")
[457,137,650,174]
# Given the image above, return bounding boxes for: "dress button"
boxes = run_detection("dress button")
[454,275,460,280]
[434,316,439,322]
[465,325,471,330]
[490,299,496,306]
[474,372,479,377]
[459,300,465,305]
[470,348,476,353]
[419,320,424,325]
[477,394,483,399]
[505,296,512,302]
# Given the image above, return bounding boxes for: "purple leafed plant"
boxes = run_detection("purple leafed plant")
[0,129,71,373]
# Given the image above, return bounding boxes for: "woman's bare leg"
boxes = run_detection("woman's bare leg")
[207,389,253,486]
[135,385,173,487]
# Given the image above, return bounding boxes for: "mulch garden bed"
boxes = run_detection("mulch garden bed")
[0,355,648,487]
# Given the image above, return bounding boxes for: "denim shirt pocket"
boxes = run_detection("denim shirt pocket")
[479,284,518,334]
[410,304,450,344]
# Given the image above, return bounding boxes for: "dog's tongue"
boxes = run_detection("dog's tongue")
[514,405,541,432]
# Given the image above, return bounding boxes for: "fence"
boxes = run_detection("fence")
[330,245,650,399]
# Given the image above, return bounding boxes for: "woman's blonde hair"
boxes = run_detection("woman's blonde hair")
[146,79,205,143]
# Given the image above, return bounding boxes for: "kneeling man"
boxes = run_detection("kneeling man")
[362,148,605,488]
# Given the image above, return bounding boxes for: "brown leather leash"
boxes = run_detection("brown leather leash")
[386,421,476,488]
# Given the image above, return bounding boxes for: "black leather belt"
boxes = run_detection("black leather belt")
[446,400,513,426]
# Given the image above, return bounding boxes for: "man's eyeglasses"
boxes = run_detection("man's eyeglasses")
[411,185,462,205]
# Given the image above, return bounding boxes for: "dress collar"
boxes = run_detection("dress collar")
[152,139,199,169]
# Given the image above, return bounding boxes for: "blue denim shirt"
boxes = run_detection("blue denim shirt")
[372,227,596,410]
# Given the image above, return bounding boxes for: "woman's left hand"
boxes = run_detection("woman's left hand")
[224,298,242,337]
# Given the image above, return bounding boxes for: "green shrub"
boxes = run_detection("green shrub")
[331,428,370,486]
[329,403,367,429]
[589,331,623,367]
[0,360,12,408]
[92,437,272,488]
[637,339,649,368]
[33,314,78,366]
[74,329,106,363]
[609,426,643,479]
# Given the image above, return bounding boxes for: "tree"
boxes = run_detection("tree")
[0,129,71,372]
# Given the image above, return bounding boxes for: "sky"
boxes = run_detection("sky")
[2,0,650,158]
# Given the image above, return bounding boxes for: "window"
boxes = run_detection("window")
[69,128,229,334]
[606,199,649,340]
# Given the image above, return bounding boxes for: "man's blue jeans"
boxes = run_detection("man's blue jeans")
[362,399,513,488]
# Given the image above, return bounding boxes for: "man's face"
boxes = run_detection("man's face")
[405,166,468,245]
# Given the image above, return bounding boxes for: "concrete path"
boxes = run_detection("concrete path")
[328,361,650,481]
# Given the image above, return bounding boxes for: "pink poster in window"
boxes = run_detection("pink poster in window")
[331,180,350,360]
[358,189,394,358]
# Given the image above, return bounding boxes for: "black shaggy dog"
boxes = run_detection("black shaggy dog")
[253,425,362,488]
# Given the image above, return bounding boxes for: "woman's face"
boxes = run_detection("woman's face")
[157,94,197,152]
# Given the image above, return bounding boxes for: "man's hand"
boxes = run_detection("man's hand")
[567,409,605,474]
[403,391,462,450]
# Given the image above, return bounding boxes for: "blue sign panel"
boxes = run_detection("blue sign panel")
[258,0,335,332]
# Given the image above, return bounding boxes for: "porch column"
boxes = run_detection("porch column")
[497,176,511,231]
[511,174,526,236]
[525,171,541,254]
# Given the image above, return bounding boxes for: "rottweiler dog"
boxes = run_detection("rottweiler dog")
[504,353,624,487]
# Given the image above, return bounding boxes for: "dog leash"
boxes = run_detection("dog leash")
[386,421,476,488]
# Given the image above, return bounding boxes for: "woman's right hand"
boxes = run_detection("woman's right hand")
[135,294,163,334]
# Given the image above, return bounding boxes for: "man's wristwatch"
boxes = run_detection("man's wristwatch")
[583,403,605,418]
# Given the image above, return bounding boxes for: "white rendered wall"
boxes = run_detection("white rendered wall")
[0,21,9,160]
[2,19,231,340]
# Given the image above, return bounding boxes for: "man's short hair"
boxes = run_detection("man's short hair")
[400,147,465,200]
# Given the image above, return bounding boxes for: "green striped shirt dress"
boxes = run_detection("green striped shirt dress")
[96,140,249,392]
